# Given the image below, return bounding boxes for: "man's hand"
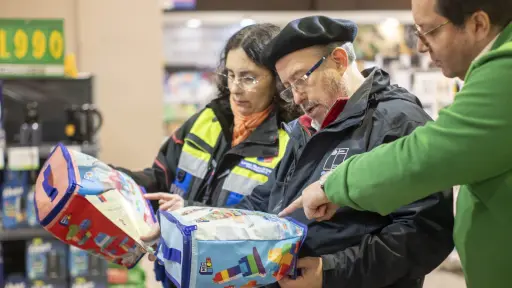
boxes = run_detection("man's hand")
[144,192,185,211]
[278,257,323,288]
[278,181,338,221]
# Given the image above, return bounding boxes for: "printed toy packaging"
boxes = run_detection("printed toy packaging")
[34,143,158,268]
[2,170,29,229]
[157,206,307,288]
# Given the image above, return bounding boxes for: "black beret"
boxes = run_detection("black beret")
[262,16,358,69]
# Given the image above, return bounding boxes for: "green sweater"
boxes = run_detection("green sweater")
[324,23,512,288]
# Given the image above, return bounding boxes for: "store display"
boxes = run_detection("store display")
[2,170,29,229]
[26,238,68,287]
[26,184,37,227]
[34,143,157,268]
[107,262,146,288]
[69,245,108,278]
[0,243,3,288]
[19,102,42,147]
[157,206,307,288]
[65,104,103,144]
[4,275,28,288]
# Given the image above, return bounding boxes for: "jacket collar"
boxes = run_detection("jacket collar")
[491,21,512,51]
[296,67,390,133]
[207,97,280,146]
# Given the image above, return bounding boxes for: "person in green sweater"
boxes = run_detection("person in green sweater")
[279,0,512,287]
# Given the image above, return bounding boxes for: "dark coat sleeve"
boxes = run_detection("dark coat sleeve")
[320,111,455,288]
[113,112,201,193]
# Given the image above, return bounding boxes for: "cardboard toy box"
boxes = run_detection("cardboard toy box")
[34,144,157,268]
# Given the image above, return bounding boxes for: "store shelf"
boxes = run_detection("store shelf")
[162,10,415,26]
[0,227,53,241]
[6,143,99,158]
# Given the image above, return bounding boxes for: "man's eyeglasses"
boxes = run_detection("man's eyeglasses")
[414,20,450,46]
[217,73,261,91]
[280,56,327,103]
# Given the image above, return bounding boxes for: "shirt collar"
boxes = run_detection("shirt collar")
[474,33,501,62]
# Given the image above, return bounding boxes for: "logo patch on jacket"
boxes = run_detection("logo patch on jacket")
[322,148,349,171]
[257,156,274,163]
[239,160,273,176]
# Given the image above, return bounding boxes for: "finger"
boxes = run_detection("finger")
[316,204,327,217]
[140,226,160,243]
[278,196,303,217]
[159,199,180,211]
[148,253,156,262]
[278,277,293,287]
[317,204,338,221]
[144,193,172,201]
[169,201,184,211]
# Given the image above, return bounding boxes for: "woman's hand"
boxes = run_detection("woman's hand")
[141,193,185,261]
[144,192,185,211]
[140,224,161,261]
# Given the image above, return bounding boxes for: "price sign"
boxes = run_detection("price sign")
[0,19,65,76]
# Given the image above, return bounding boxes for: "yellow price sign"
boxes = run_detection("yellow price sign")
[0,19,65,76]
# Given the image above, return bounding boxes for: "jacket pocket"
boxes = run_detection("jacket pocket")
[269,181,288,214]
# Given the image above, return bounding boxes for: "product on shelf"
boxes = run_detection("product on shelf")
[26,184,38,227]
[0,243,3,288]
[26,238,68,287]
[4,274,28,288]
[157,206,307,288]
[34,143,157,269]
[107,262,145,287]
[70,276,107,288]
[2,170,29,229]
[69,245,108,287]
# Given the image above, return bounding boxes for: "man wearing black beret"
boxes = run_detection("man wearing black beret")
[236,16,455,287]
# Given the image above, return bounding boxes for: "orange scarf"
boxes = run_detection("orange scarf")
[230,97,273,147]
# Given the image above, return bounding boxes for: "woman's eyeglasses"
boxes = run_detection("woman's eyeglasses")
[217,73,260,91]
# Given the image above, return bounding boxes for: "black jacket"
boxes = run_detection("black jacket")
[117,98,289,209]
[236,68,455,288]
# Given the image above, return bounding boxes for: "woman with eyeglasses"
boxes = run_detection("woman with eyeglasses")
[114,23,300,287]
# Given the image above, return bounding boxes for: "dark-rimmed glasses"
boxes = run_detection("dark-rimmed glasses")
[279,55,327,103]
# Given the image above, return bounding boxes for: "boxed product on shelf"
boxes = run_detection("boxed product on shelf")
[69,245,108,278]
[2,170,29,229]
[4,274,28,288]
[69,245,108,287]
[29,279,67,288]
[70,276,107,288]
[107,262,145,287]
[26,184,38,227]
[0,243,3,288]
[26,238,68,284]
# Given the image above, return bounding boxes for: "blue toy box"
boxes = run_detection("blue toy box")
[157,207,307,288]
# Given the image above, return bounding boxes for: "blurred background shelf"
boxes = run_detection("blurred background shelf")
[0,227,52,241]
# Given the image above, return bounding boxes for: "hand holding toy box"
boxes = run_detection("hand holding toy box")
[34,143,158,268]
[157,206,307,288]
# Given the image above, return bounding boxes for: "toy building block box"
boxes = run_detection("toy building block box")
[34,144,157,269]
[157,207,307,288]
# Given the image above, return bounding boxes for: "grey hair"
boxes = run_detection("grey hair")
[323,42,357,64]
